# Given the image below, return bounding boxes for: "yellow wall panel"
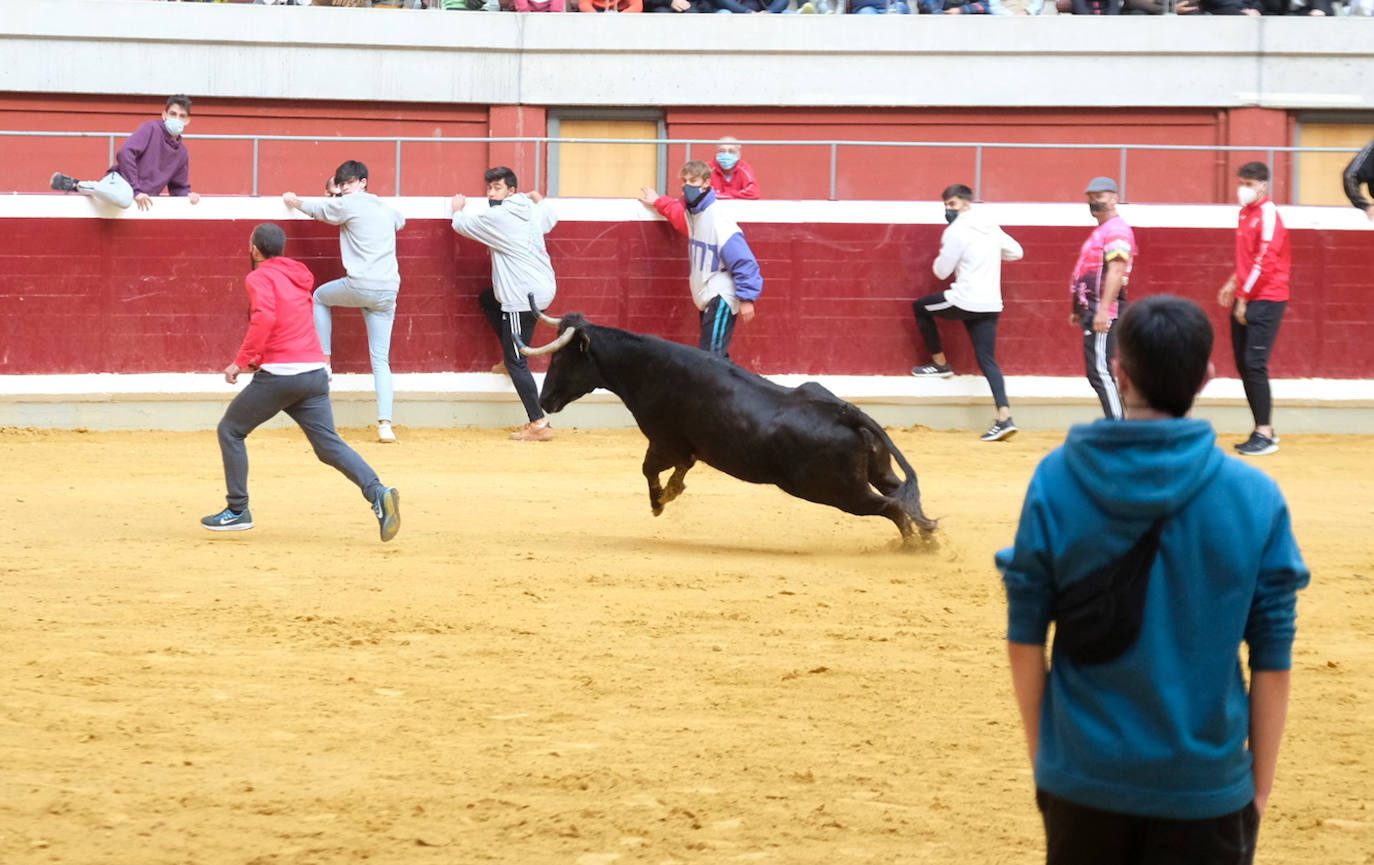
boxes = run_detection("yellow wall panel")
[557,119,659,198]
[1297,123,1374,206]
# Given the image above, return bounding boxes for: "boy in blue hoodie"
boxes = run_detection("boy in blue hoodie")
[998,294,1308,864]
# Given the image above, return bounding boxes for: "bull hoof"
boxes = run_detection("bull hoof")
[651,504,664,517]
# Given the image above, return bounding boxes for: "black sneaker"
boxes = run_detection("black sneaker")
[1235,432,1279,457]
[1233,431,1280,451]
[50,172,79,192]
[911,362,954,379]
[980,417,1019,442]
[201,507,254,532]
[373,486,400,542]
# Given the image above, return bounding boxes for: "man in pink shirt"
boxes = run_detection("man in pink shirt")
[201,223,400,542]
[1217,162,1290,457]
[1069,176,1136,420]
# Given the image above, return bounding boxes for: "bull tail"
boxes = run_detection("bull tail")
[842,407,938,537]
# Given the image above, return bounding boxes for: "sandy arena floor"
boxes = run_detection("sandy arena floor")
[0,425,1370,865]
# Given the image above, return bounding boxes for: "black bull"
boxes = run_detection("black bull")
[523,313,938,545]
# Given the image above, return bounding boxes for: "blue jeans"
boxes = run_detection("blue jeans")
[312,277,397,422]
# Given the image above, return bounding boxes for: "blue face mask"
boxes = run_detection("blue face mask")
[164,117,186,137]
[716,152,739,171]
[683,184,708,207]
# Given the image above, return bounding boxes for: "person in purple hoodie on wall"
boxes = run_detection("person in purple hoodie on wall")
[50,95,201,212]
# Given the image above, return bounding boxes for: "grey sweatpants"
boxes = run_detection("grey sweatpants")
[217,368,382,512]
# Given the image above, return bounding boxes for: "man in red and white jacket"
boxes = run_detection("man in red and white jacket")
[1217,162,1290,457]
[201,223,400,541]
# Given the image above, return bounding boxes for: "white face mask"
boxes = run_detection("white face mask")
[164,116,187,137]
[1237,185,1260,206]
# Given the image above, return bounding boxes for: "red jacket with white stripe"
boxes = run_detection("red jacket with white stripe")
[233,256,326,369]
[1234,197,1290,303]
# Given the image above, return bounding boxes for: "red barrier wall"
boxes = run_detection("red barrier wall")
[3,208,1369,379]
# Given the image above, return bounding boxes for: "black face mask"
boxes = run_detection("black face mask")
[944,208,960,224]
[1088,200,1109,215]
[488,198,504,208]
[682,185,708,208]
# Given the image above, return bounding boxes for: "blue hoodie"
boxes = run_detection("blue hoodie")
[997,418,1308,820]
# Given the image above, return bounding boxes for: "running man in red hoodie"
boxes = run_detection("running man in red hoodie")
[201,223,400,541]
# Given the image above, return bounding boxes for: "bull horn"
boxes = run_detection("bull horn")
[528,292,562,327]
[516,325,577,357]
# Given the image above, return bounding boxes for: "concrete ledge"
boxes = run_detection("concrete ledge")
[3,373,1370,434]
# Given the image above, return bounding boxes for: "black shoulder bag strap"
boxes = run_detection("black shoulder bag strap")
[1052,516,1167,666]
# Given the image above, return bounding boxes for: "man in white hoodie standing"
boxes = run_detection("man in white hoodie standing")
[451,166,560,442]
[911,184,1024,442]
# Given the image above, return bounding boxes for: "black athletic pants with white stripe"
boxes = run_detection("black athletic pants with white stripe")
[1077,308,1124,420]
[912,291,1009,409]
[699,295,739,359]
[480,287,544,423]
[1230,299,1286,428]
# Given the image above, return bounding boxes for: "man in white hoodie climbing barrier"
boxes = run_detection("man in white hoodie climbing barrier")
[451,166,560,442]
[911,183,1024,442]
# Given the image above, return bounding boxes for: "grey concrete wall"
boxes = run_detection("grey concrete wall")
[2,2,1371,110]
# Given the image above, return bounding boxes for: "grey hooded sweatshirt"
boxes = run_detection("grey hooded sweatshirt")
[299,192,406,292]
[451,193,559,313]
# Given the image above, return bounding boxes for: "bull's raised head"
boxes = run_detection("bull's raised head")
[515,300,604,415]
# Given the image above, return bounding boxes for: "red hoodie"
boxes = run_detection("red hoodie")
[233,256,325,369]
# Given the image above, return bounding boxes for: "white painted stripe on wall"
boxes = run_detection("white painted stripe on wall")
[4,195,1373,231]
[2,373,1370,406]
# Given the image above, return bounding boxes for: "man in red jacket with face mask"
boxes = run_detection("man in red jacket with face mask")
[1217,162,1290,457]
[201,223,400,541]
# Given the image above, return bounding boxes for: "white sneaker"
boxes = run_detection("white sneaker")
[377,421,397,443]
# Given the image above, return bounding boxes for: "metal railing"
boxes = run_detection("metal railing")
[2,130,1361,201]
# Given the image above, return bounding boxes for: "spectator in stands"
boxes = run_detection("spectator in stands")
[1256,0,1331,11]
[1064,0,1122,12]
[851,0,912,12]
[644,0,703,10]
[325,175,341,197]
[937,0,1004,12]
[579,0,642,9]
[516,0,565,8]
[1118,0,1199,13]
[450,167,562,442]
[796,0,841,10]
[711,137,761,200]
[283,160,406,444]
[50,95,201,212]
[637,162,764,360]
[705,0,788,11]
[1342,138,1374,219]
